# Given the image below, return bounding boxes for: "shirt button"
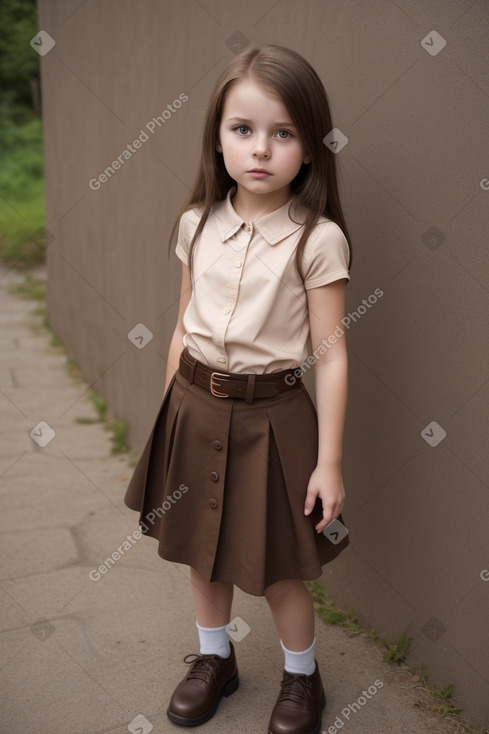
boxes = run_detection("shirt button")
[223,307,230,315]
[244,223,251,231]
[217,357,226,364]
[210,471,219,482]
[235,260,242,268]
[212,440,223,450]
[209,498,218,509]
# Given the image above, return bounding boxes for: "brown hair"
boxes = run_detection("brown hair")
[168,44,352,281]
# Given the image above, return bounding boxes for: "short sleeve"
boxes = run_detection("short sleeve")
[175,207,203,266]
[301,221,350,290]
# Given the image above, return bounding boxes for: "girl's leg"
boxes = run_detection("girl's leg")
[167,568,238,725]
[190,567,234,658]
[265,580,325,734]
[264,578,315,650]
[190,566,234,627]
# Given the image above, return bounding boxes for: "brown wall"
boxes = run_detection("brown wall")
[37,0,489,722]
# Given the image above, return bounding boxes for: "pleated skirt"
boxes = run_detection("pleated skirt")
[124,354,349,596]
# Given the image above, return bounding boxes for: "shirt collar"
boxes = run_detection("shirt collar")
[213,186,307,246]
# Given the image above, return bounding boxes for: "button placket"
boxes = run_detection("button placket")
[211,236,250,367]
[208,438,224,514]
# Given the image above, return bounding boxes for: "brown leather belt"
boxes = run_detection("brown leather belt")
[178,348,301,404]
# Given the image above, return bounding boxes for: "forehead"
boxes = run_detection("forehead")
[221,79,291,119]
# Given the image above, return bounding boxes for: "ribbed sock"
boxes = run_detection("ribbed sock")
[280,637,316,676]
[196,621,231,658]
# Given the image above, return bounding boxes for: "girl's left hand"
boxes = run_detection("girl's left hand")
[304,463,345,533]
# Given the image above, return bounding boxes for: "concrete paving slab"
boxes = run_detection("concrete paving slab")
[0,527,79,579]
[0,484,105,534]
[0,265,484,734]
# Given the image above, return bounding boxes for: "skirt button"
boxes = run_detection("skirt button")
[210,471,219,482]
[212,440,223,450]
[209,498,218,509]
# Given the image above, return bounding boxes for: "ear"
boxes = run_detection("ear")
[216,138,222,153]
[303,153,311,165]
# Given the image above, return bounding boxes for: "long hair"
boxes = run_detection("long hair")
[167,44,352,281]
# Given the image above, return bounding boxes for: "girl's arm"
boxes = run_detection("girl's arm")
[303,278,349,533]
[163,262,192,394]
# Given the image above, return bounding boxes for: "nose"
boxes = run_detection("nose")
[252,133,270,159]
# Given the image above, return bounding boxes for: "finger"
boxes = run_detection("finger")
[303,487,319,516]
[315,505,337,533]
[317,497,345,530]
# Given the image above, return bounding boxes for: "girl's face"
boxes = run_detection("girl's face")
[216,80,310,207]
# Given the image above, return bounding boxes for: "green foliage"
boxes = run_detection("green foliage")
[93,395,108,422]
[305,583,467,725]
[75,394,107,424]
[305,581,361,635]
[0,0,40,124]
[106,419,131,455]
[8,271,133,459]
[0,118,45,267]
[6,271,45,300]
[0,1,45,268]
[417,670,463,719]
[382,628,411,664]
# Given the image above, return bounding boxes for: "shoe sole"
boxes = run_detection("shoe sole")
[166,672,239,727]
[268,687,326,734]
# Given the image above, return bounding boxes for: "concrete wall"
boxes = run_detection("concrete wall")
[37,0,489,722]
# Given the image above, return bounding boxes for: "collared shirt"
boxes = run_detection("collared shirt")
[175,186,350,374]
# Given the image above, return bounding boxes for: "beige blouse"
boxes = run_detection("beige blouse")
[175,186,350,374]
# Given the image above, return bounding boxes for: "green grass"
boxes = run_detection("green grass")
[382,628,411,664]
[0,118,46,268]
[105,418,131,455]
[7,271,137,462]
[76,393,130,455]
[305,580,473,727]
[305,580,361,635]
[6,272,46,300]
[75,394,107,424]
[416,670,464,718]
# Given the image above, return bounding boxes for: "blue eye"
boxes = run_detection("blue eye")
[234,125,250,135]
[277,130,292,139]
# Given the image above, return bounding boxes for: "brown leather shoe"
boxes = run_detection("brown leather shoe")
[268,662,326,734]
[166,642,239,726]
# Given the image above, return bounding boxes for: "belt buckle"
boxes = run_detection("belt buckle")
[210,371,230,398]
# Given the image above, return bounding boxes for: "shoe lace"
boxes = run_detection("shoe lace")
[278,673,313,705]
[183,653,222,685]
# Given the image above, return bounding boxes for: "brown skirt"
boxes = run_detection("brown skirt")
[124,353,350,596]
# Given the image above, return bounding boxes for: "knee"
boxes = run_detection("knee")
[264,579,295,607]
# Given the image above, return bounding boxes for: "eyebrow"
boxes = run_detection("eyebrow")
[225,117,296,128]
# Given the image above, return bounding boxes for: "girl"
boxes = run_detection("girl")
[124,44,352,734]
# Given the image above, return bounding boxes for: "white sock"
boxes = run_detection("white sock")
[280,637,316,676]
[196,621,231,658]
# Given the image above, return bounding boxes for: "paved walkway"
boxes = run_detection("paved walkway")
[0,263,481,734]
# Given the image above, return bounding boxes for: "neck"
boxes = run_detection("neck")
[230,186,292,221]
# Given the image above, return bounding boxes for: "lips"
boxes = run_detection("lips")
[248,168,271,174]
